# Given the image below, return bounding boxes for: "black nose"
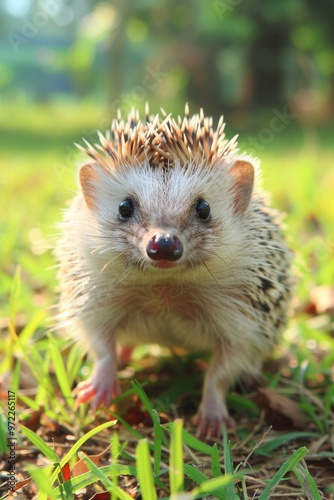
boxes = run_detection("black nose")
[146,233,183,261]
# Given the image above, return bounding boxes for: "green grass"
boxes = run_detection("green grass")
[12,390,322,499]
[1,102,333,498]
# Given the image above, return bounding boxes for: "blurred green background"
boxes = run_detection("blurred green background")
[2,0,334,117]
[1,0,333,320]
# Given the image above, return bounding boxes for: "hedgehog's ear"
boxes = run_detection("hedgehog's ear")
[229,160,254,215]
[79,163,101,210]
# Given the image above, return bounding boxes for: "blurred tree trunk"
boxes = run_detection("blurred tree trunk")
[107,0,129,109]
[248,21,291,108]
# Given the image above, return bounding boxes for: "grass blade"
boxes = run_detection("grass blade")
[111,432,120,500]
[169,419,184,495]
[222,423,239,499]
[152,409,163,476]
[28,466,57,500]
[211,443,221,477]
[9,358,21,397]
[49,336,74,410]
[293,462,322,500]
[81,454,134,500]
[255,432,318,456]
[136,439,157,500]
[10,265,21,325]
[131,380,154,419]
[324,383,334,431]
[59,420,117,467]
[110,411,143,440]
[191,474,235,497]
[53,465,138,498]
[19,393,42,411]
[184,464,229,500]
[163,423,212,455]
[0,413,8,453]
[66,342,86,388]
[183,463,208,484]
[20,425,59,462]
[258,446,309,499]
[18,309,46,346]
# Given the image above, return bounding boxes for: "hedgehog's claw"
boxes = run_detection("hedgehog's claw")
[73,360,120,410]
[192,410,235,439]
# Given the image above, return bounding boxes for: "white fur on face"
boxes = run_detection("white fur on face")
[77,157,261,279]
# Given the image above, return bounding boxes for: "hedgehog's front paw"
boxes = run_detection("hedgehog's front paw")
[192,409,235,439]
[192,385,235,439]
[73,358,120,410]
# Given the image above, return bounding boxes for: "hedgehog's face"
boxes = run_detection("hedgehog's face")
[115,192,212,270]
[79,159,255,278]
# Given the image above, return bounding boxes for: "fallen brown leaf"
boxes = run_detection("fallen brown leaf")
[8,476,32,495]
[256,387,305,430]
[21,407,43,432]
[72,446,110,477]
[90,492,111,500]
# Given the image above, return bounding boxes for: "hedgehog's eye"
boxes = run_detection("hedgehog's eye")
[195,199,211,221]
[118,198,134,220]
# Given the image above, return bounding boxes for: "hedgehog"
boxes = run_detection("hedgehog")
[55,104,291,437]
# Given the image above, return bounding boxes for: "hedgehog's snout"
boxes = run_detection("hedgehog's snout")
[146,233,183,265]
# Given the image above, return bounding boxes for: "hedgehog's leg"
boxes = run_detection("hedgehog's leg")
[192,348,234,438]
[73,321,120,410]
[193,342,259,438]
[73,355,120,410]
